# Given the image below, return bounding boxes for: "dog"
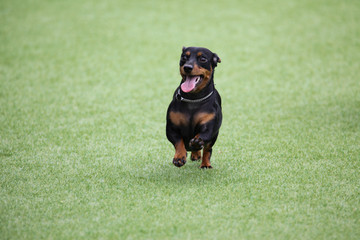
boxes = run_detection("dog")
[166,46,222,168]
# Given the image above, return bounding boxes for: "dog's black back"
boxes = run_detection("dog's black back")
[166,47,222,168]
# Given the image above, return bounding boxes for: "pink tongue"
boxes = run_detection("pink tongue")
[181,76,199,93]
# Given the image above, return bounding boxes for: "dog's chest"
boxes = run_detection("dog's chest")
[169,105,214,129]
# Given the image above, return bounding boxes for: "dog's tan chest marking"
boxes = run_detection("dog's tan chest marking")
[169,111,189,126]
[193,112,215,125]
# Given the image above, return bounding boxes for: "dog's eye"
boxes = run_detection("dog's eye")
[181,55,188,61]
[199,56,207,63]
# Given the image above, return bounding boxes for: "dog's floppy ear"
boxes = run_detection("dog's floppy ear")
[182,46,186,52]
[212,53,221,67]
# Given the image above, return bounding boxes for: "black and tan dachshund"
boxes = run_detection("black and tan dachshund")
[166,46,222,168]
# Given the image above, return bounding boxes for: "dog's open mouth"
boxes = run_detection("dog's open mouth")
[181,75,203,93]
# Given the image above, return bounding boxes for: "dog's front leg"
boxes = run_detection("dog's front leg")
[189,123,212,150]
[172,139,187,167]
[166,122,187,167]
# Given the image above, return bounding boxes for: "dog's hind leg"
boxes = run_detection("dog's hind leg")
[200,148,212,169]
[191,150,201,161]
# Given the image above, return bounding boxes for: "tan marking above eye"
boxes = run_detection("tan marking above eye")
[193,112,215,125]
[197,52,203,57]
[185,51,190,56]
[169,111,189,126]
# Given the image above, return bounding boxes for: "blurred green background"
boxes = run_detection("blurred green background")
[1,0,359,239]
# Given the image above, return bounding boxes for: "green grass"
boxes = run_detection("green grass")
[1,0,360,239]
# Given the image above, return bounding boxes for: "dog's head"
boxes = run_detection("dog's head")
[179,46,221,93]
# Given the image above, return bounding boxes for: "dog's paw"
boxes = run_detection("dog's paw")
[191,151,201,161]
[173,156,186,167]
[189,137,204,150]
[200,165,213,169]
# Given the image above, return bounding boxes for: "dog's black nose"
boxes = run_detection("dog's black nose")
[183,65,193,73]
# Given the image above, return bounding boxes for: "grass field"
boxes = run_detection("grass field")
[1,0,360,239]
